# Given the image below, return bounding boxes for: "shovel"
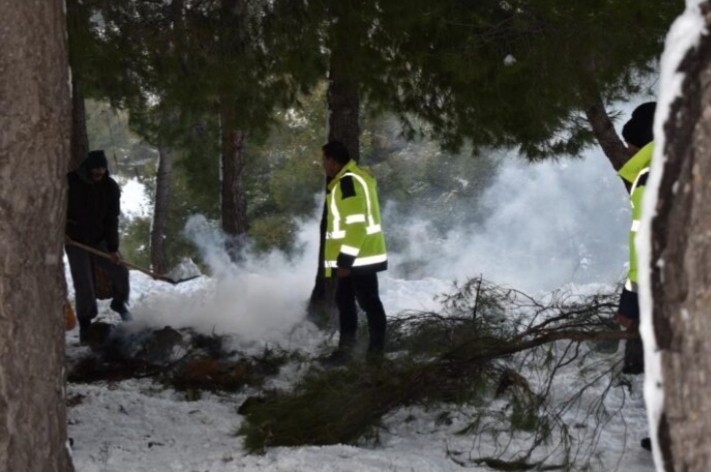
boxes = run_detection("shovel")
[66,238,201,285]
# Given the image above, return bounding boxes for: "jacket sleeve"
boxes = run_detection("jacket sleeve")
[336,176,367,269]
[104,181,121,252]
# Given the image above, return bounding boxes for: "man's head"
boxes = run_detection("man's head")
[622,102,656,153]
[85,150,108,182]
[322,141,350,178]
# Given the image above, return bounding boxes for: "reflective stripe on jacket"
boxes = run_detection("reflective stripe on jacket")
[324,159,387,277]
[618,142,653,289]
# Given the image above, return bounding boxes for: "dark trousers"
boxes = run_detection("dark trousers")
[65,243,130,327]
[618,288,644,374]
[335,272,387,352]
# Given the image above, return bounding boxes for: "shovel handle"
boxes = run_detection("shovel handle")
[65,238,168,282]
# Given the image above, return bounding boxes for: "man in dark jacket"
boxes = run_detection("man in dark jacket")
[65,150,131,343]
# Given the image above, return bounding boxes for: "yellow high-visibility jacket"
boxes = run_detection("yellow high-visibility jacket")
[324,160,387,277]
[618,142,653,291]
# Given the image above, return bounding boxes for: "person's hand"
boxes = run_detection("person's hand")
[615,313,638,332]
[336,267,351,278]
[109,252,122,265]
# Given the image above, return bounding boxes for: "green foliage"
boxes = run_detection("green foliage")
[239,279,623,469]
[248,215,297,253]
[247,85,329,222]
[366,0,682,157]
[364,114,501,225]
[85,100,157,180]
[120,217,151,268]
[73,0,680,261]
[239,366,386,452]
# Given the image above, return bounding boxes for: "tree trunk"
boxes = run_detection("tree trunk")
[0,1,74,471]
[70,78,89,171]
[151,146,172,274]
[220,105,248,257]
[650,5,711,471]
[308,50,362,326]
[584,92,631,171]
[326,55,361,162]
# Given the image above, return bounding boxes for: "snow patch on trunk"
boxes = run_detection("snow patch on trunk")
[639,1,707,469]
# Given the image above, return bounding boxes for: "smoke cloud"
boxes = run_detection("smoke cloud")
[126,148,630,344]
[385,149,630,293]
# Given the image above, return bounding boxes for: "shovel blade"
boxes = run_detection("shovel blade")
[163,274,201,285]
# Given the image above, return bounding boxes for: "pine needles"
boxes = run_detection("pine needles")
[238,278,630,467]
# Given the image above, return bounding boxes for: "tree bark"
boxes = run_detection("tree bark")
[308,49,362,325]
[220,105,248,256]
[650,4,711,471]
[0,1,74,471]
[584,92,631,171]
[70,79,89,171]
[151,146,173,274]
[327,55,361,162]
[217,0,249,258]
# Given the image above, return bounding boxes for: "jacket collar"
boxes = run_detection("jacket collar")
[327,159,357,191]
[618,142,653,184]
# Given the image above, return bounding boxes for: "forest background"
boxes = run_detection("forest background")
[67,0,680,283]
[10,1,711,471]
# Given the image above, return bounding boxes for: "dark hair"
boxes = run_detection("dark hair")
[622,102,656,148]
[322,141,350,165]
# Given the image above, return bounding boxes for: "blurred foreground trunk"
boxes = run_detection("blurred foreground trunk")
[0,0,75,470]
[649,7,711,471]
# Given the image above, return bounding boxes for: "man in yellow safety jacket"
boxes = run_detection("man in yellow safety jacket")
[320,141,388,366]
[616,101,655,376]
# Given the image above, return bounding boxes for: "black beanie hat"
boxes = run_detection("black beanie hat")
[85,150,109,170]
[622,102,656,148]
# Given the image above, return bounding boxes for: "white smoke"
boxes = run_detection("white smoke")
[132,215,323,349]
[384,149,631,293]
[129,147,631,342]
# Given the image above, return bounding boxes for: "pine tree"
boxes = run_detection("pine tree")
[0,1,74,470]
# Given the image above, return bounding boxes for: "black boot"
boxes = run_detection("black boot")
[641,437,652,451]
[110,300,133,321]
[319,349,351,367]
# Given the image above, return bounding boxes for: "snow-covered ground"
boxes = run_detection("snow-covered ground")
[66,151,656,471]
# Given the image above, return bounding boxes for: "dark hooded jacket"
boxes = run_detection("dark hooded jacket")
[66,157,121,252]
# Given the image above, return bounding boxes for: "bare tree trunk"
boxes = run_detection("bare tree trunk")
[151,146,172,273]
[584,92,631,171]
[220,105,248,257]
[308,48,362,326]
[66,0,89,171]
[650,6,711,471]
[70,78,89,171]
[0,1,74,471]
[327,55,361,162]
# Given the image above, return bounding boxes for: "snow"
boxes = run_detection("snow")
[637,1,707,470]
[66,149,660,471]
[118,177,151,219]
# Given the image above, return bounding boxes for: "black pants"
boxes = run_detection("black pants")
[618,288,644,374]
[65,243,130,327]
[335,272,387,352]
